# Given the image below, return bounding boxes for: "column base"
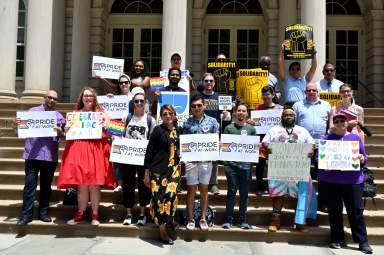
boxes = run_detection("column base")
[20,89,47,102]
[0,89,18,101]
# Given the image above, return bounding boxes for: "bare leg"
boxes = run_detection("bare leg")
[89,185,100,214]
[77,185,89,212]
[199,184,209,219]
[187,185,198,220]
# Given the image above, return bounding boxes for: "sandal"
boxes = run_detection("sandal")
[199,219,209,230]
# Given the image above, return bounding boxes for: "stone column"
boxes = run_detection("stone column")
[69,0,90,102]
[22,0,65,101]
[278,0,297,45]
[0,0,19,100]
[301,0,326,82]
[161,0,188,69]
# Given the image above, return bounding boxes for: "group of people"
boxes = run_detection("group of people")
[15,48,372,253]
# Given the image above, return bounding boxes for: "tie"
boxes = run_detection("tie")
[327,81,332,92]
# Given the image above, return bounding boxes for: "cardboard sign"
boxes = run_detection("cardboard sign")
[319,92,341,107]
[180,134,219,161]
[91,56,124,80]
[159,69,190,92]
[219,134,260,162]
[268,143,312,181]
[17,111,57,138]
[156,92,189,126]
[218,96,232,110]
[110,137,148,165]
[236,69,269,109]
[97,95,130,119]
[65,112,103,140]
[207,61,237,95]
[284,24,314,59]
[107,119,125,137]
[250,109,283,134]
[318,140,360,171]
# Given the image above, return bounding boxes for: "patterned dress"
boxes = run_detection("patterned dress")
[147,127,181,225]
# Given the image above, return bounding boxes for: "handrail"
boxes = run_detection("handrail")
[358,80,384,107]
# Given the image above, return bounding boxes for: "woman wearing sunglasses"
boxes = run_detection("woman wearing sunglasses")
[120,92,155,226]
[144,105,182,245]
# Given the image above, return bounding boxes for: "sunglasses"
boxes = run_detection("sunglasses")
[134,99,145,105]
[191,104,203,109]
[162,112,174,117]
[290,68,300,71]
[306,89,317,92]
[46,96,58,101]
[334,119,346,124]
[204,79,214,83]
[119,81,130,85]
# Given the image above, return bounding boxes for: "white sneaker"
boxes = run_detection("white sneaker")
[137,215,146,226]
[123,215,132,225]
[114,186,123,192]
[186,219,195,230]
[91,219,100,226]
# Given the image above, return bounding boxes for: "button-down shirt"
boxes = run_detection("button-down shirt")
[284,75,307,103]
[315,78,344,92]
[183,113,219,135]
[293,99,331,140]
[22,105,66,162]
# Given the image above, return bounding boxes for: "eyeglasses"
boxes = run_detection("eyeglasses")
[341,90,352,94]
[204,79,214,83]
[191,104,203,109]
[83,95,94,98]
[162,112,174,117]
[172,58,181,61]
[119,81,130,85]
[324,69,335,72]
[134,99,145,105]
[334,119,346,124]
[290,68,300,71]
[306,89,317,92]
[46,96,58,101]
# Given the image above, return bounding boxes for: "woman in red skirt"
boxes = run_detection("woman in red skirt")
[58,87,114,225]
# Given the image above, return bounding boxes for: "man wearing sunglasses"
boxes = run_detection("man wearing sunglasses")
[16,90,66,225]
[315,63,344,92]
[183,94,219,230]
[278,42,317,107]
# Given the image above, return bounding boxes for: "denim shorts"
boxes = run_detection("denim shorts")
[185,162,212,185]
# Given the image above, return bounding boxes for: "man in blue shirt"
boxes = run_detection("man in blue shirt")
[183,94,219,231]
[278,42,317,106]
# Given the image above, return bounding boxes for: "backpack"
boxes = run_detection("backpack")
[62,188,77,206]
[182,199,215,226]
[363,167,377,206]
[125,113,153,139]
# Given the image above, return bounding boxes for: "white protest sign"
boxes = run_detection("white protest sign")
[65,112,103,140]
[91,56,124,80]
[318,140,360,171]
[110,137,148,165]
[251,109,283,134]
[17,111,57,138]
[97,95,130,119]
[218,96,232,110]
[219,134,260,162]
[160,69,190,92]
[157,92,189,126]
[180,133,219,161]
[268,143,312,181]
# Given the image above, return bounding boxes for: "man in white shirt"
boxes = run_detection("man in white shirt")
[315,63,344,92]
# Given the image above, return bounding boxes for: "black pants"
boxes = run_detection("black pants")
[255,158,266,191]
[21,159,57,219]
[121,164,151,209]
[320,181,368,244]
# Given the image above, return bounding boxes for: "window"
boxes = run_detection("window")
[326,0,361,15]
[207,0,262,14]
[236,29,259,69]
[16,0,27,79]
[111,28,134,73]
[140,28,162,77]
[207,29,230,61]
[111,0,162,13]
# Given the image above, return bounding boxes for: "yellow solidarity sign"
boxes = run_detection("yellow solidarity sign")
[236,69,269,110]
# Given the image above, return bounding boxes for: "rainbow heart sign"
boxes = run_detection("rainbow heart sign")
[318,140,360,171]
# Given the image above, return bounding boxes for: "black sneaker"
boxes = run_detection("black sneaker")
[329,241,346,249]
[359,242,373,254]
[17,217,32,225]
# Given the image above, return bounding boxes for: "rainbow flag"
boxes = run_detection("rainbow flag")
[150,77,166,91]
[221,143,232,152]
[112,145,121,154]
[107,120,125,137]
[181,143,191,152]
[18,120,29,129]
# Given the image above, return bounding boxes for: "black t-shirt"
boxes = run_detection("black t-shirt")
[199,91,220,122]
[164,86,186,92]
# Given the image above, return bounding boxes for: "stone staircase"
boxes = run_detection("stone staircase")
[0,102,383,243]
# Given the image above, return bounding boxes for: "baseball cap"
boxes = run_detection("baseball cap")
[333,113,348,121]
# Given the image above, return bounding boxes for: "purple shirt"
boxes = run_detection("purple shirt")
[317,133,367,184]
[22,105,66,162]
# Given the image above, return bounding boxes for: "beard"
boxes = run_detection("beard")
[282,119,295,128]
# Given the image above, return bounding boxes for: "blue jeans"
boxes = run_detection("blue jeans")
[21,160,57,219]
[224,163,251,223]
